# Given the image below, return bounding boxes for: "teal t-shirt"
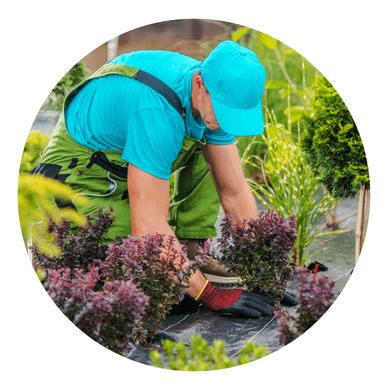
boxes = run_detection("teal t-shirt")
[65,50,235,180]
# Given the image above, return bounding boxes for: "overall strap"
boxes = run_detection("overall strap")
[60,63,188,176]
[69,64,186,120]
[133,70,186,119]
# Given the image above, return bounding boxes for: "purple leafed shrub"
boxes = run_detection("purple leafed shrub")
[217,212,298,308]
[31,205,208,347]
[102,234,208,344]
[276,265,337,345]
[32,206,115,274]
[45,265,148,355]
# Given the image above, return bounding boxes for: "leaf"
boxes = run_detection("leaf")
[260,32,276,50]
[282,49,296,57]
[232,27,250,42]
[265,81,289,90]
[313,227,352,239]
[307,246,332,258]
[284,106,305,123]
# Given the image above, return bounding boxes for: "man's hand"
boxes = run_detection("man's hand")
[196,281,274,318]
[251,286,298,307]
[127,163,209,298]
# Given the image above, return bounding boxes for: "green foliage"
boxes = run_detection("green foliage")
[149,335,269,370]
[232,28,317,121]
[301,76,369,199]
[169,173,175,197]
[18,173,87,256]
[232,27,318,178]
[243,117,350,267]
[20,64,90,253]
[20,131,50,173]
[45,62,91,111]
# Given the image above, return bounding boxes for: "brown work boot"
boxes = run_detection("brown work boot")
[179,239,240,287]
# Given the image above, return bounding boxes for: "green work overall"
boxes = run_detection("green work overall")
[36,64,221,244]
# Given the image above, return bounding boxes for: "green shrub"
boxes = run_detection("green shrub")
[150,335,269,370]
[20,131,50,173]
[18,173,86,256]
[45,62,91,111]
[301,76,369,199]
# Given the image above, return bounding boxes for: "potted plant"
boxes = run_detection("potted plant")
[217,211,298,308]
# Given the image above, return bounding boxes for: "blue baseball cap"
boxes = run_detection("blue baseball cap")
[201,41,266,136]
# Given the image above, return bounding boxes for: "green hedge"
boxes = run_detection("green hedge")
[301,76,369,200]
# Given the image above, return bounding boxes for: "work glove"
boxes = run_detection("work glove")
[196,281,274,319]
[251,286,298,307]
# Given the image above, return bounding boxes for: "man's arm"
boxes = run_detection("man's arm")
[126,162,207,298]
[201,142,258,223]
[127,161,275,316]
[202,142,298,307]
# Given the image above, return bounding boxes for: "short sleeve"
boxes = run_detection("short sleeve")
[203,127,235,145]
[122,107,185,180]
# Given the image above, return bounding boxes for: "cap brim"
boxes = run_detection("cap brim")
[211,96,265,137]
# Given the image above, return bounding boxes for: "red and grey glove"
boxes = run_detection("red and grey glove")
[251,286,298,307]
[195,281,274,318]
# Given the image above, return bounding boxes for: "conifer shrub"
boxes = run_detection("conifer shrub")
[102,235,208,344]
[301,76,369,199]
[276,265,337,345]
[217,211,298,308]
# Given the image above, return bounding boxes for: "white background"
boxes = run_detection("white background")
[0,0,387,390]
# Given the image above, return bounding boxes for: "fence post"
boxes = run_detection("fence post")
[355,185,371,265]
[107,36,119,61]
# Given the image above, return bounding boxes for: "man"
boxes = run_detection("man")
[33,40,294,318]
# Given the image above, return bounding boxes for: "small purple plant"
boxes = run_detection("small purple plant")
[276,265,338,345]
[31,205,210,346]
[32,205,115,274]
[102,234,208,344]
[45,265,148,355]
[217,211,298,307]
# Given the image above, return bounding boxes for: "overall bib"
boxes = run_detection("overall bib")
[32,64,220,243]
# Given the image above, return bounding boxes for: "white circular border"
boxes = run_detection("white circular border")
[1,0,387,390]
